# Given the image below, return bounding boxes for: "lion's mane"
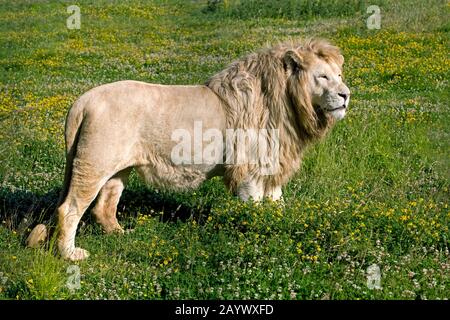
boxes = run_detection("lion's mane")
[206,39,344,192]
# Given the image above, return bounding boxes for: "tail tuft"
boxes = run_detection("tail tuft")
[26,224,48,248]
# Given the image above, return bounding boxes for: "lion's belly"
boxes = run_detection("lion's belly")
[135,162,224,190]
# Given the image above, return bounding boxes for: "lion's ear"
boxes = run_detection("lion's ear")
[337,54,344,66]
[283,50,304,73]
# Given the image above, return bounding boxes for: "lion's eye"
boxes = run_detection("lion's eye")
[319,75,329,80]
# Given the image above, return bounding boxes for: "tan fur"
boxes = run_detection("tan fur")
[27,39,349,261]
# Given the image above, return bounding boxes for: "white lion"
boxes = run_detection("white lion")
[27,39,350,260]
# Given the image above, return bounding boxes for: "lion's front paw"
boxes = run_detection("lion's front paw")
[275,196,285,207]
[67,247,90,261]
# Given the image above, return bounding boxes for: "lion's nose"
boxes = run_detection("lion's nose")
[338,93,348,102]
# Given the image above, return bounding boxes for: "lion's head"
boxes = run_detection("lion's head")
[283,39,350,122]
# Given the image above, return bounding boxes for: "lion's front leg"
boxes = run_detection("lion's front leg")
[265,186,283,201]
[237,178,264,202]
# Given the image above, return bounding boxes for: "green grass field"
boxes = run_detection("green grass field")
[0,0,449,300]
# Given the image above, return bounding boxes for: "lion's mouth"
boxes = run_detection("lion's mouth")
[327,105,346,112]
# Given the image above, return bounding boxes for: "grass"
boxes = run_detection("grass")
[0,0,449,299]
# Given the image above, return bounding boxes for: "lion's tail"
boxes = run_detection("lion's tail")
[58,98,86,205]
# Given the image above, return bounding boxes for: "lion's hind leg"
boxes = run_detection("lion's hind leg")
[57,167,109,261]
[91,168,131,234]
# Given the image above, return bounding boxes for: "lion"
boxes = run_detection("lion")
[27,39,350,261]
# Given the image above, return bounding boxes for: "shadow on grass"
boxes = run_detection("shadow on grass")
[0,186,211,235]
